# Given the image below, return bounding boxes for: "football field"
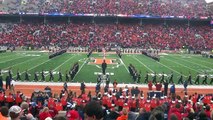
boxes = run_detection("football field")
[0,51,213,84]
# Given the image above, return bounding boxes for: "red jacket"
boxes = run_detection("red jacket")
[168,108,182,120]
[0,93,5,102]
[148,82,153,90]
[39,112,52,120]
[49,107,58,118]
[155,83,162,91]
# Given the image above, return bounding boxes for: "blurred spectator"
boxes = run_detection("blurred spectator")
[0,106,9,120]
[84,101,104,120]
[39,107,52,120]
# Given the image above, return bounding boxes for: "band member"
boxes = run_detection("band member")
[34,71,39,81]
[210,77,213,84]
[49,70,54,81]
[58,70,62,82]
[41,70,45,81]
[160,72,165,83]
[0,75,3,89]
[25,70,30,81]
[144,71,148,83]
[202,74,208,85]
[137,72,141,83]
[187,73,192,85]
[152,72,157,84]
[178,73,183,84]
[101,60,107,75]
[194,74,200,85]
[65,71,70,82]
[16,69,21,81]
[169,72,174,84]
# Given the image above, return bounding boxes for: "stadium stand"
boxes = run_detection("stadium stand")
[0,0,211,17]
[0,85,213,120]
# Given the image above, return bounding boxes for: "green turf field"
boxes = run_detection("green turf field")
[0,51,213,84]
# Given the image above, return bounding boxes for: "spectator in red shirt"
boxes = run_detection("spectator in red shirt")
[39,107,52,120]
[155,81,162,91]
[48,104,58,118]
[148,81,153,91]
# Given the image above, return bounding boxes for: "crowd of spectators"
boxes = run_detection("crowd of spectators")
[0,22,212,50]
[0,0,212,17]
[0,83,213,120]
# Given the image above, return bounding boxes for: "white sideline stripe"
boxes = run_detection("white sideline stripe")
[5,81,213,89]
[119,58,129,73]
[157,60,186,77]
[3,56,43,70]
[45,55,76,77]
[73,58,88,80]
[0,56,28,64]
[164,57,199,73]
[171,55,213,69]
[12,57,54,78]
[133,57,154,73]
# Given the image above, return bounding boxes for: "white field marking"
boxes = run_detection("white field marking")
[163,57,200,73]
[0,54,17,60]
[119,58,129,73]
[0,56,29,64]
[159,53,168,55]
[94,72,114,75]
[173,56,213,70]
[3,56,44,70]
[156,60,187,77]
[133,56,154,73]
[95,65,101,69]
[45,55,76,77]
[73,58,89,80]
[12,56,58,78]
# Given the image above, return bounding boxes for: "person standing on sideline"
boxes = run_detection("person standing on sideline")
[63,82,68,94]
[6,76,11,90]
[10,79,15,94]
[183,80,188,94]
[101,60,107,75]
[80,81,86,94]
[164,80,169,96]
[8,68,12,80]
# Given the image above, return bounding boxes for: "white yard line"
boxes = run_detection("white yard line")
[156,60,187,77]
[12,57,54,78]
[73,58,88,80]
[0,56,28,64]
[0,54,16,60]
[171,55,213,69]
[3,56,43,70]
[164,57,199,73]
[133,57,154,73]
[45,55,76,77]
[119,58,130,73]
